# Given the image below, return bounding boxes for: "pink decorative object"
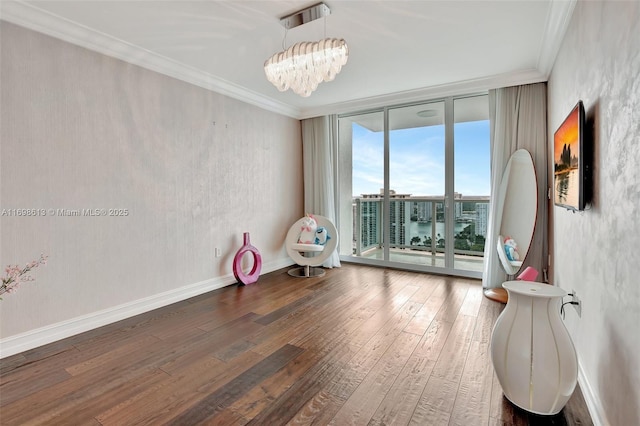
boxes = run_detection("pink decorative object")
[1,254,48,300]
[517,266,539,282]
[233,232,262,285]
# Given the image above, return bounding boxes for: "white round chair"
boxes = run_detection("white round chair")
[285,215,339,278]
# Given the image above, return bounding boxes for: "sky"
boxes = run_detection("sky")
[352,120,491,197]
[553,105,580,164]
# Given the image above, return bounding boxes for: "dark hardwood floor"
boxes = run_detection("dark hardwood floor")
[0,264,593,425]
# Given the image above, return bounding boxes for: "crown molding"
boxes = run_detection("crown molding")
[537,0,577,78]
[0,0,302,119]
[1,0,575,121]
[299,68,547,119]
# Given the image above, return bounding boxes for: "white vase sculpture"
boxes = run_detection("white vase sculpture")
[490,281,578,415]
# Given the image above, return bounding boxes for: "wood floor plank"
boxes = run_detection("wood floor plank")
[409,403,452,426]
[328,331,422,425]
[285,390,344,426]
[148,301,232,340]
[335,285,421,351]
[562,385,594,426]
[230,341,359,423]
[247,272,377,357]
[214,271,315,310]
[70,296,215,351]
[155,327,228,375]
[0,264,593,426]
[1,349,169,425]
[251,287,315,316]
[248,287,369,359]
[429,313,476,383]
[0,353,26,375]
[473,294,504,344]
[368,318,453,426]
[37,368,170,425]
[449,340,494,426]
[166,344,305,425]
[459,281,484,317]
[434,281,471,323]
[289,276,416,351]
[254,281,342,326]
[403,290,446,336]
[368,355,437,426]
[1,345,87,388]
[0,365,72,408]
[4,325,198,419]
[204,312,264,356]
[248,306,321,357]
[407,276,438,303]
[324,299,422,401]
[409,376,458,425]
[65,334,161,376]
[96,350,264,425]
[490,370,521,425]
[412,318,454,361]
[212,338,257,362]
[207,408,250,425]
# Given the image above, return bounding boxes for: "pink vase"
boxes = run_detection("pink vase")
[232,232,262,285]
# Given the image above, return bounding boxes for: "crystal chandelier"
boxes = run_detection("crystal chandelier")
[264,38,348,97]
[264,3,348,97]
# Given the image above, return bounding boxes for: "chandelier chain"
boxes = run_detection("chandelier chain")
[282,28,288,51]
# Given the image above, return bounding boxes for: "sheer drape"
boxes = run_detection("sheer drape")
[483,83,547,289]
[301,115,341,268]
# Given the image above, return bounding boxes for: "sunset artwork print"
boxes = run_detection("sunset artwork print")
[554,104,581,210]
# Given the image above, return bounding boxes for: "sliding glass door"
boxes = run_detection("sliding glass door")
[388,101,447,268]
[337,110,384,259]
[452,96,491,272]
[337,95,489,278]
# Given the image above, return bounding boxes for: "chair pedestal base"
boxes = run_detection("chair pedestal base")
[288,266,326,278]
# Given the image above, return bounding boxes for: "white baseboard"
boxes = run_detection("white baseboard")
[578,356,609,426]
[0,258,294,359]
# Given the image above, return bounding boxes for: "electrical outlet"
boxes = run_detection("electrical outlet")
[571,290,582,317]
[215,248,222,257]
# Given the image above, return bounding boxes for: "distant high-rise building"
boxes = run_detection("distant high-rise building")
[357,190,412,250]
[414,201,433,222]
[355,196,382,253]
[476,202,489,237]
[454,192,463,220]
[389,198,411,247]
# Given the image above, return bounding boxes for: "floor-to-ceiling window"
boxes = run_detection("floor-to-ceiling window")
[337,94,489,278]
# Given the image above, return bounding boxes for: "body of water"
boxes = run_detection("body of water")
[555,169,579,208]
[408,220,472,239]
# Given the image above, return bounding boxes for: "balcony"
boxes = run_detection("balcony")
[352,196,489,273]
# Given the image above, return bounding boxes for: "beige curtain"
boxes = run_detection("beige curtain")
[301,115,341,268]
[483,83,548,289]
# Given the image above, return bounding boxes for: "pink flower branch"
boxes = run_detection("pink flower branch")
[1,254,48,299]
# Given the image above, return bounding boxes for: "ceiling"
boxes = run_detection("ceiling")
[1,1,576,119]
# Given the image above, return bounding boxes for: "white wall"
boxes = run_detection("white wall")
[548,2,640,425]
[0,22,303,354]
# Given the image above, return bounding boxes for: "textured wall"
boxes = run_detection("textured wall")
[0,22,302,339]
[548,2,640,424]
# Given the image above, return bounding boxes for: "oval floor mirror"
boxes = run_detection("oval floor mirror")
[484,149,538,303]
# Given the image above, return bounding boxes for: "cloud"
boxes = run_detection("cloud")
[350,123,489,197]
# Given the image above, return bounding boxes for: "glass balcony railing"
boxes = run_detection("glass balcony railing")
[352,197,490,271]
